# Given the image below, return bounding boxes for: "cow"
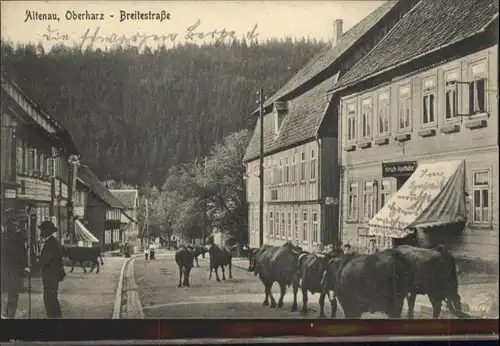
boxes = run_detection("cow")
[297,249,344,316]
[187,245,207,267]
[175,246,194,288]
[319,249,412,319]
[62,246,104,274]
[250,242,304,311]
[394,245,469,319]
[207,244,233,282]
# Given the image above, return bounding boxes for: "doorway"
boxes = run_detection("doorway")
[396,174,412,190]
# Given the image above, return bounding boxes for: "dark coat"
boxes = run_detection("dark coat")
[39,236,66,286]
[1,224,27,293]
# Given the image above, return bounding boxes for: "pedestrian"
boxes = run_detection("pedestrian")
[144,245,149,260]
[1,209,30,319]
[149,243,155,260]
[367,238,379,254]
[343,243,352,254]
[37,220,66,319]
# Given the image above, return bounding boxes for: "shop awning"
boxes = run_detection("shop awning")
[75,219,99,243]
[368,160,466,238]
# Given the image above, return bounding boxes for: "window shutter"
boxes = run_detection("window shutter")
[469,82,474,114]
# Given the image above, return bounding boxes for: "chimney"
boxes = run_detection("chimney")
[332,19,343,46]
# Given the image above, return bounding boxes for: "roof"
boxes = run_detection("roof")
[110,189,139,209]
[77,166,127,209]
[243,74,338,162]
[252,1,400,114]
[332,0,500,91]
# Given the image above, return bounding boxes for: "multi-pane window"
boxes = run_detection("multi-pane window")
[380,179,392,210]
[347,103,356,141]
[26,148,37,172]
[422,77,436,125]
[348,181,358,220]
[284,157,290,183]
[287,212,292,239]
[398,85,411,130]
[269,212,274,237]
[294,212,299,241]
[300,152,306,181]
[275,212,280,238]
[273,159,279,185]
[472,171,489,223]
[16,138,24,173]
[281,211,285,238]
[469,61,487,114]
[279,159,283,184]
[378,92,390,134]
[361,98,372,138]
[310,149,316,180]
[291,154,296,183]
[363,181,374,219]
[445,70,459,120]
[302,212,308,242]
[312,212,319,243]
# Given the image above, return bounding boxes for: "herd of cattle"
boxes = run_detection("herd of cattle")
[175,242,471,319]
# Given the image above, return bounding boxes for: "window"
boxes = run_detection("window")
[16,138,24,173]
[255,212,259,235]
[302,212,308,242]
[281,212,285,238]
[312,212,319,243]
[269,212,274,237]
[472,170,489,223]
[284,157,290,183]
[310,149,316,180]
[291,154,296,183]
[378,92,390,134]
[361,98,372,138]
[422,77,436,125]
[445,70,459,120]
[362,181,375,219]
[279,159,283,184]
[287,212,292,239]
[272,159,278,185]
[398,85,411,130]
[347,103,356,141]
[469,61,487,114]
[347,181,359,220]
[294,212,299,241]
[26,148,37,172]
[380,179,392,210]
[275,212,280,238]
[300,152,306,181]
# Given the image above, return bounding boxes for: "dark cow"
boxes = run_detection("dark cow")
[297,249,344,316]
[319,249,412,318]
[250,242,304,311]
[394,245,468,319]
[62,246,104,274]
[207,244,233,282]
[247,247,263,275]
[187,245,207,267]
[175,246,194,287]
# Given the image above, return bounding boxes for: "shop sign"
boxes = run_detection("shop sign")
[382,161,417,178]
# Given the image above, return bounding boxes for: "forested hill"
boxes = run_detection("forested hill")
[1,38,325,187]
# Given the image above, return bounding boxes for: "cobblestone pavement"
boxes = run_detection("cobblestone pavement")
[1,256,126,319]
[134,254,437,319]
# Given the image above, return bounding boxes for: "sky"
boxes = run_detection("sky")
[1,0,386,51]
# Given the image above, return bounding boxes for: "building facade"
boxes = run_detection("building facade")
[1,74,79,254]
[331,0,498,273]
[109,189,139,244]
[244,0,420,252]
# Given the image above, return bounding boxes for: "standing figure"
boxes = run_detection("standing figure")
[144,245,150,260]
[367,238,379,255]
[37,221,66,319]
[1,209,29,319]
[149,243,156,260]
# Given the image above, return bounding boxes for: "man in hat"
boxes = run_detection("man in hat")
[1,208,29,319]
[38,220,66,318]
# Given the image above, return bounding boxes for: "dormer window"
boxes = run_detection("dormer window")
[274,101,288,134]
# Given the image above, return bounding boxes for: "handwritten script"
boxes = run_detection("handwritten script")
[40,19,260,51]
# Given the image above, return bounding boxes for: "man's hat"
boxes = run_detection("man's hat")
[38,220,57,238]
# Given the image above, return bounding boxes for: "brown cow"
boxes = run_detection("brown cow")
[175,246,194,287]
[207,244,234,282]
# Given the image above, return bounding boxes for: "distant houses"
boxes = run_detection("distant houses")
[1,72,131,255]
[109,189,139,248]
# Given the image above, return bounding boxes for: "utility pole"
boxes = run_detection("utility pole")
[67,155,79,244]
[145,197,149,242]
[202,157,207,246]
[257,89,265,247]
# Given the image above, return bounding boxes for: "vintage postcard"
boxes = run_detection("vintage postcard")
[0,0,498,327]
